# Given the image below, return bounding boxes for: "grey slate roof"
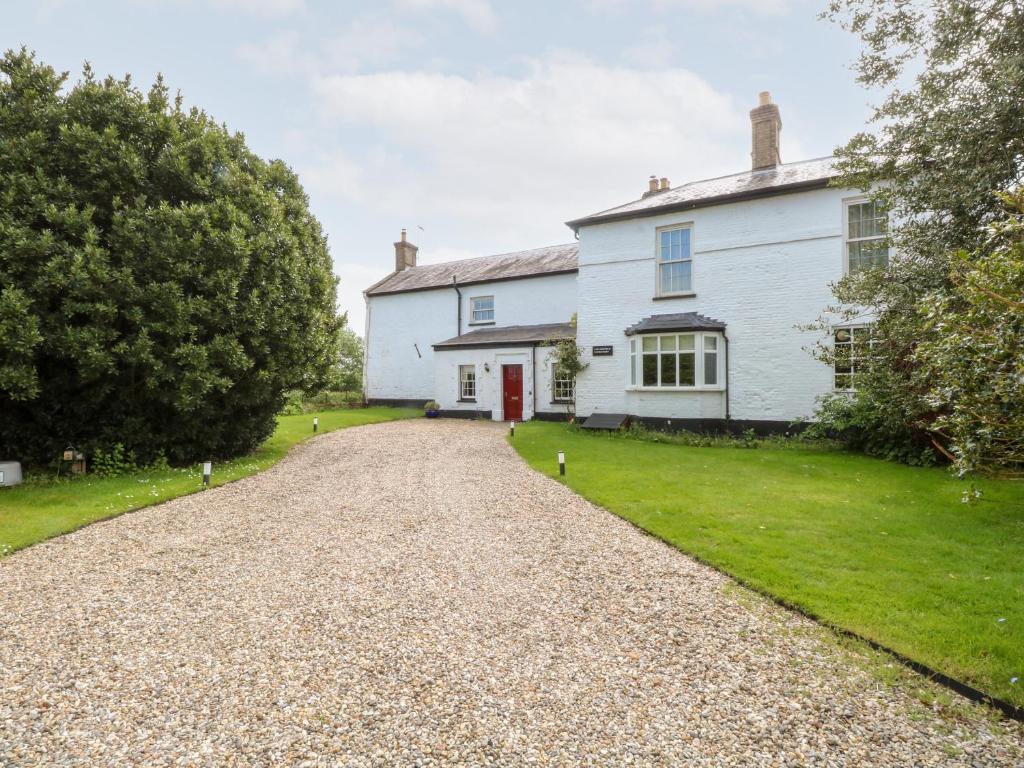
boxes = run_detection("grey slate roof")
[366,243,578,296]
[624,312,726,336]
[567,156,838,230]
[434,323,576,350]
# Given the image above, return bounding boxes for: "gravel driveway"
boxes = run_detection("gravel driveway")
[1,419,1020,766]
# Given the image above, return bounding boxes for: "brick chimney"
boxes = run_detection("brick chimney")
[394,228,418,272]
[750,91,782,171]
[643,175,671,199]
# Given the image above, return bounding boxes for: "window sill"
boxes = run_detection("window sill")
[551,400,572,405]
[457,398,477,403]
[626,385,725,393]
[468,321,495,326]
[653,292,696,301]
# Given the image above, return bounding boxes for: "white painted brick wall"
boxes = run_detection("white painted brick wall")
[432,346,571,420]
[575,186,856,423]
[364,272,577,403]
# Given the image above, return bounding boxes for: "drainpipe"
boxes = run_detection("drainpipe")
[362,289,371,402]
[723,331,731,431]
[531,345,538,420]
[452,275,462,337]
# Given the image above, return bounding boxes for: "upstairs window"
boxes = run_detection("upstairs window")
[470,296,494,323]
[552,367,574,403]
[657,225,693,295]
[459,364,476,400]
[833,327,873,390]
[845,200,888,273]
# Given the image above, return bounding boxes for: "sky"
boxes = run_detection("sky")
[4,0,873,333]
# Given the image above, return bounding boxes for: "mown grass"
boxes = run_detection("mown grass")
[0,407,418,556]
[510,421,1024,709]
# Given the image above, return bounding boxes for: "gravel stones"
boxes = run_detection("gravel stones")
[1,418,1021,766]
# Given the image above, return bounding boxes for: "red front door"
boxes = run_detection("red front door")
[502,364,523,421]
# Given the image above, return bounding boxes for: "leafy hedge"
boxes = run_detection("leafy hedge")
[0,51,342,465]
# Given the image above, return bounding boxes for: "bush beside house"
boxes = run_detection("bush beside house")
[0,50,343,466]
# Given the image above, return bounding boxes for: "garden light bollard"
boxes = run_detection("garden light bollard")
[202,461,212,487]
[558,450,565,476]
[510,420,515,437]
[313,416,319,433]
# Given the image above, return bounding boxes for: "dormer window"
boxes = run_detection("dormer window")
[657,224,693,296]
[470,295,494,324]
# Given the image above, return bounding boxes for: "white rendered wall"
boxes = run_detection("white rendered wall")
[433,346,572,420]
[364,271,577,403]
[575,186,855,423]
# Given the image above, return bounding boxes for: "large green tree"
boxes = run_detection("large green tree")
[817,0,1024,469]
[916,193,1024,473]
[0,50,343,465]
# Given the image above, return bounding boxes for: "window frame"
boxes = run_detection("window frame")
[843,196,889,275]
[655,222,696,298]
[469,295,495,325]
[626,331,724,391]
[551,365,574,404]
[458,364,477,401]
[832,325,875,391]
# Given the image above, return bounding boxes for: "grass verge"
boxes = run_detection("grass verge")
[0,407,419,556]
[510,421,1024,710]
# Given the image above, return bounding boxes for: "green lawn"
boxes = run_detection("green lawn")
[0,407,418,556]
[511,421,1024,709]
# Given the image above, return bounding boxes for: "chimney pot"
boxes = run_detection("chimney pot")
[750,91,782,171]
[394,229,418,272]
[659,177,669,190]
[642,175,660,198]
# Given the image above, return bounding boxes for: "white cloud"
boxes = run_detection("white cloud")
[334,262,384,333]
[583,0,791,15]
[211,0,305,16]
[36,0,308,19]
[237,16,425,76]
[311,52,748,253]
[394,0,497,33]
[301,148,367,204]
[237,30,314,74]
[621,26,675,68]
[323,16,426,73]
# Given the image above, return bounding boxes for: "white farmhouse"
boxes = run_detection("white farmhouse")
[363,239,579,421]
[363,92,885,431]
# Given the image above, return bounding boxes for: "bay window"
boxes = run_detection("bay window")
[703,335,718,386]
[630,332,721,389]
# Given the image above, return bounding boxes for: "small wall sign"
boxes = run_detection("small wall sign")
[592,345,614,356]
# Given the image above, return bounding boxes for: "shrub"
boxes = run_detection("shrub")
[91,444,139,478]
[914,192,1024,475]
[304,390,363,410]
[0,51,343,466]
[807,393,938,467]
[280,390,306,416]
